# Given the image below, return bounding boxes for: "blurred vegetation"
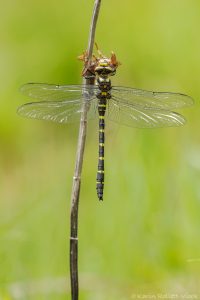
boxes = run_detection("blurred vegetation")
[0,0,200,299]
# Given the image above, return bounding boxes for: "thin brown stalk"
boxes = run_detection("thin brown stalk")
[69,1,102,300]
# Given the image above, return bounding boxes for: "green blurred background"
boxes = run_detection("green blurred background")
[0,0,200,299]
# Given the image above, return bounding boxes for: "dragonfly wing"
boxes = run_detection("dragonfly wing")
[17,98,98,124]
[107,98,186,128]
[112,86,194,109]
[18,83,98,123]
[20,83,98,101]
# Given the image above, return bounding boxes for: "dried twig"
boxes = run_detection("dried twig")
[69,1,102,300]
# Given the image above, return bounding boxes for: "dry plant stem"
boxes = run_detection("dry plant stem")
[69,1,101,300]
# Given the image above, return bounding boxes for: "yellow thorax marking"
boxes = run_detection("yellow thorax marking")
[101,92,107,96]
[99,116,104,119]
[98,104,106,107]
[97,170,104,173]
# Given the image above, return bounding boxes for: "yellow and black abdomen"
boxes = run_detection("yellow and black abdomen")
[96,94,106,200]
[96,77,112,201]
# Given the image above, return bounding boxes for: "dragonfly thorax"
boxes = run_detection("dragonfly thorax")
[97,77,112,93]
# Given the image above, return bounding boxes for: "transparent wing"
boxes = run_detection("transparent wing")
[18,83,98,123]
[20,83,98,100]
[112,86,194,109]
[18,99,99,123]
[107,98,186,128]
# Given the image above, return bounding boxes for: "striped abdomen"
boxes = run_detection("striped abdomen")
[96,96,106,200]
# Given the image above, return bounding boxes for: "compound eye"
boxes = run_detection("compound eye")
[95,68,103,75]
[95,66,116,77]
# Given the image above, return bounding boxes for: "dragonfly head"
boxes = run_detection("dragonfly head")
[79,47,120,79]
[95,59,116,77]
[94,52,119,78]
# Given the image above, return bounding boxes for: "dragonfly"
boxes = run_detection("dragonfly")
[17,48,194,201]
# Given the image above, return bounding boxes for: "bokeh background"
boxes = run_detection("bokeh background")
[1,0,200,299]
